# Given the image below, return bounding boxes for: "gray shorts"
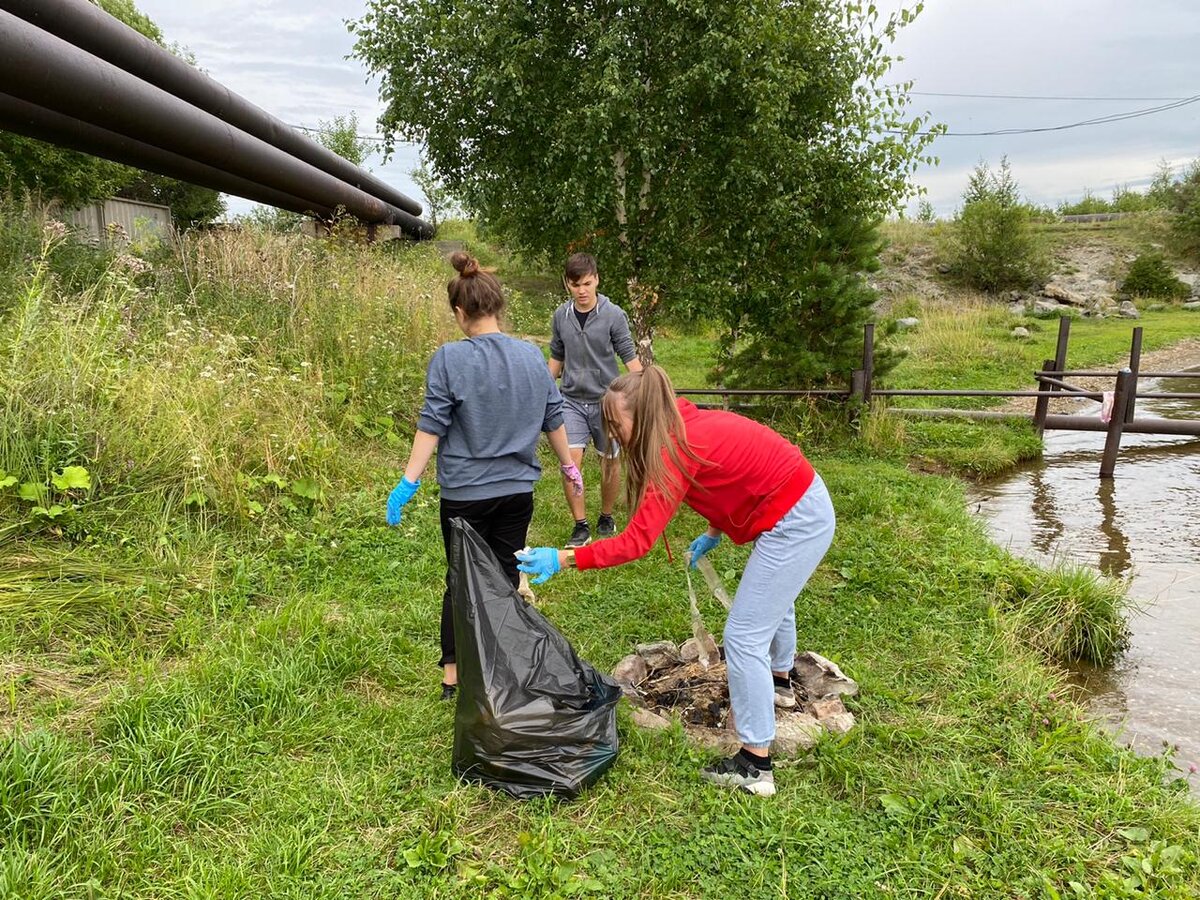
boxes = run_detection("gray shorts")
[563,397,618,457]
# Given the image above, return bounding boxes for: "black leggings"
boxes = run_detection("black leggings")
[438,491,534,667]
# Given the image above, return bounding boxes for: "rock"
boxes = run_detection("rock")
[1182,300,1200,311]
[1146,302,1167,312]
[630,706,672,731]
[793,651,859,699]
[896,317,920,331]
[808,696,847,720]
[1007,290,1025,302]
[1033,300,1063,317]
[1011,326,1030,339]
[679,638,701,663]
[612,653,649,688]
[635,641,680,670]
[820,712,857,735]
[936,263,952,274]
[687,725,740,754]
[1118,300,1140,319]
[773,713,824,755]
[1042,283,1087,306]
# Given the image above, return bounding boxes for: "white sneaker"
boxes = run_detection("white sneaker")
[700,755,776,797]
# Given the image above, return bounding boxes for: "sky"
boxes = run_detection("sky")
[135,0,1200,219]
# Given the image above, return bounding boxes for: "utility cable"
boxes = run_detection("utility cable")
[890,93,1200,136]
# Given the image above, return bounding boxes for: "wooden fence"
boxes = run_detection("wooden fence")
[676,318,1200,479]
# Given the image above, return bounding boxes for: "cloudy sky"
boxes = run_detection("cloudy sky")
[136,0,1199,219]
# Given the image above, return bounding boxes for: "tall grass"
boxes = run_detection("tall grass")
[0,201,455,531]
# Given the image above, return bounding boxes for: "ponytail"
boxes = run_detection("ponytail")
[602,365,705,511]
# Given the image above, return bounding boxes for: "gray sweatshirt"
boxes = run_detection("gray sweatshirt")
[549,294,638,402]
[417,333,564,501]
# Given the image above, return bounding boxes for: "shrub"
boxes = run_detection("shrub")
[1121,251,1190,300]
[947,160,1050,292]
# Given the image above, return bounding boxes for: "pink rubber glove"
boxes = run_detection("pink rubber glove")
[560,462,583,497]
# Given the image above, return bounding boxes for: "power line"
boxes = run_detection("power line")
[891,93,1200,136]
[909,90,1190,102]
[288,90,1200,143]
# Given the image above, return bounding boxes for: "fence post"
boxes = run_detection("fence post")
[1124,326,1143,424]
[1099,368,1133,479]
[1032,357,1055,436]
[862,323,875,406]
[1033,317,1072,436]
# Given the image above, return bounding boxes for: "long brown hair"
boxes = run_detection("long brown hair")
[602,365,706,511]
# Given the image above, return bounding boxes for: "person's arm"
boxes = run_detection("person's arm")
[611,309,641,372]
[546,424,574,468]
[548,310,565,380]
[403,430,440,483]
[573,475,685,570]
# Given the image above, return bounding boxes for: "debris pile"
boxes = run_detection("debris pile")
[614,645,859,755]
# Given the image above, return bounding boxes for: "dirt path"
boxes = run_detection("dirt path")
[997,338,1200,415]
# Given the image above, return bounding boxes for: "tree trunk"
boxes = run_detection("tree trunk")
[626,275,659,366]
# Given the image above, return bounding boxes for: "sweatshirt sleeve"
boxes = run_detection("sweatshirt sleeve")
[415,348,455,436]
[611,306,637,364]
[574,474,686,570]
[549,309,565,362]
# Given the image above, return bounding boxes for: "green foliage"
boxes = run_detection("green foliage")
[411,158,455,230]
[949,159,1051,291]
[1121,251,1190,300]
[352,0,938,386]
[1058,185,1159,216]
[311,112,374,169]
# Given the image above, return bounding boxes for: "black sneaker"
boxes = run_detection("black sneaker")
[701,755,776,797]
[440,683,457,702]
[597,514,617,538]
[565,521,591,548]
[773,675,797,709]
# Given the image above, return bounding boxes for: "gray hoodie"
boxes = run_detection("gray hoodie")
[549,294,638,402]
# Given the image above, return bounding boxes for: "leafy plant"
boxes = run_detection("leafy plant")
[948,158,1051,291]
[1121,252,1190,300]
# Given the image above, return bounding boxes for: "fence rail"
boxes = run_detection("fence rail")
[675,317,1200,478]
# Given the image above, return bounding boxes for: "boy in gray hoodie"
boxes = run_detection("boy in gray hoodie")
[548,253,642,547]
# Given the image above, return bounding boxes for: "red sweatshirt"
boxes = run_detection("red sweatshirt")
[573,399,815,571]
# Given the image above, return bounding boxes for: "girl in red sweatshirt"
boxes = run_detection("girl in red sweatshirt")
[517,365,836,797]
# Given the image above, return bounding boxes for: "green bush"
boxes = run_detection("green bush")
[949,199,1051,292]
[947,160,1050,292]
[1121,251,1190,299]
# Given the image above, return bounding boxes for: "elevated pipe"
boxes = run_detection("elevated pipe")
[0,0,423,217]
[0,92,336,219]
[0,12,432,238]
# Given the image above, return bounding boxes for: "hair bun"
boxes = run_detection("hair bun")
[450,251,480,278]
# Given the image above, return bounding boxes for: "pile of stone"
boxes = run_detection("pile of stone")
[613,643,859,755]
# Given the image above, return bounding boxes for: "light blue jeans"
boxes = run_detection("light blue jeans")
[723,475,836,749]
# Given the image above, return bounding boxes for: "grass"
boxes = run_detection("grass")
[1,199,1198,898]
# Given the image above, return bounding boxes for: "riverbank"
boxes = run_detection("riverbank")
[2,207,1198,897]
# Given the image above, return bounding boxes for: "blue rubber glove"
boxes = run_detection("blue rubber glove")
[385,476,420,526]
[516,547,561,585]
[688,532,721,568]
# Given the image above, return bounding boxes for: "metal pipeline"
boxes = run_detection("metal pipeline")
[0,0,423,217]
[0,92,337,219]
[0,12,432,238]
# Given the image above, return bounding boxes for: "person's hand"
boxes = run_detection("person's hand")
[385,477,420,526]
[560,462,584,497]
[516,547,562,585]
[687,532,721,568]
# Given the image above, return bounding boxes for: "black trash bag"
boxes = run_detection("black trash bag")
[448,518,621,800]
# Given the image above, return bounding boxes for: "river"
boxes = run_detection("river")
[971,369,1200,783]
